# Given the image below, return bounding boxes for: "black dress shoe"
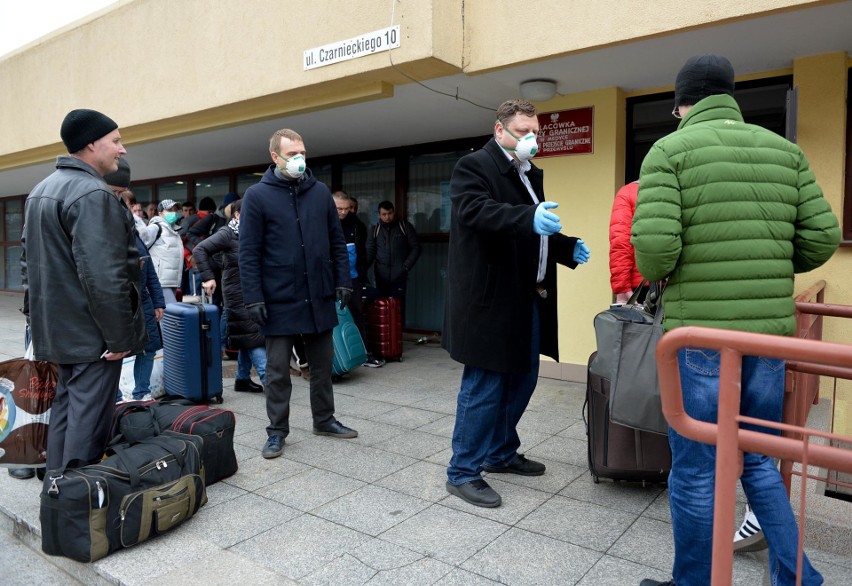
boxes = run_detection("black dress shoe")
[234,378,264,393]
[8,467,35,480]
[640,579,674,586]
[446,479,502,508]
[313,420,358,438]
[482,454,546,476]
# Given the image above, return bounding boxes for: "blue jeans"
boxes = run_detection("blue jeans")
[670,348,822,586]
[132,351,156,400]
[447,304,540,485]
[237,346,267,385]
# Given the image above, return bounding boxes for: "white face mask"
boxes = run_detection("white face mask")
[500,123,539,161]
[277,154,306,179]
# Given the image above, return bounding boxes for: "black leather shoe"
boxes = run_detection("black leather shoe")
[446,479,501,508]
[482,454,546,476]
[8,467,35,480]
[313,420,358,438]
[234,378,264,393]
[640,580,674,586]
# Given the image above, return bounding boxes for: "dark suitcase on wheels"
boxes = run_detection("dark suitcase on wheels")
[585,352,671,483]
[366,297,403,361]
[40,431,207,562]
[161,302,223,403]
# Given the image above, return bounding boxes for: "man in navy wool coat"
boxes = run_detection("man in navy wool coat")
[239,128,358,460]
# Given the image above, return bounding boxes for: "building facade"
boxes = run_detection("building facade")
[1,0,850,424]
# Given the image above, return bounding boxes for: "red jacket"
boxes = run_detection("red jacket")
[609,181,643,294]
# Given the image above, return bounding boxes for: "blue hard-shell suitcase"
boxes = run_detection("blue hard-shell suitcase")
[161,302,223,403]
[332,305,368,376]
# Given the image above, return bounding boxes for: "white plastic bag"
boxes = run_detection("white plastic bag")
[118,350,164,400]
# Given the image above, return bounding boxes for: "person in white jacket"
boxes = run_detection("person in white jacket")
[142,198,184,304]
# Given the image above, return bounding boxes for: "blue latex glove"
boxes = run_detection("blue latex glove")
[533,201,562,236]
[573,239,590,264]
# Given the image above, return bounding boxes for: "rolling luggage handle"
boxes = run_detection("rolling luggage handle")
[187,290,214,403]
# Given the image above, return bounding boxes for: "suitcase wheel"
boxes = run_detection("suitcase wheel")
[592,474,599,484]
[210,395,224,405]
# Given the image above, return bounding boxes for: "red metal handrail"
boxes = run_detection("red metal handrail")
[657,326,852,586]
[782,281,852,492]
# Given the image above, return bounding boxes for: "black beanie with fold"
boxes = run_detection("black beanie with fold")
[674,54,735,108]
[60,109,118,153]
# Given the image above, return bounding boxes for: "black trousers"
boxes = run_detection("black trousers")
[265,331,336,437]
[47,360,122,471]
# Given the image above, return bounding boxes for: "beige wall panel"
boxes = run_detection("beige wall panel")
[462,0,828,73]
[792,52,850,333]
[0,0,464,158]
[793,52,851,433]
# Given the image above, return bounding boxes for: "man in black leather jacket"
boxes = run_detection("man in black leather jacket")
[22,109,146,472]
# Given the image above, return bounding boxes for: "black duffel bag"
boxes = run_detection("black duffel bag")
[108,399,238,485]
[40,431,207,562]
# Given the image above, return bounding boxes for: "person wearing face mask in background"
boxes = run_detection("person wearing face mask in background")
[239,128,358,460]
[442,98,590,508]
[142,198,184,304]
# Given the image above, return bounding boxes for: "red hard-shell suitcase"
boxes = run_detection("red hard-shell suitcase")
[584,352,671,483]
[366,298,403,361]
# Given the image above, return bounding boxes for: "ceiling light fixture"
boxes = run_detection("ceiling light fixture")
[519,79,558,102]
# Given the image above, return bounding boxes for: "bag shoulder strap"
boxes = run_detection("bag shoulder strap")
[146,224,163,250]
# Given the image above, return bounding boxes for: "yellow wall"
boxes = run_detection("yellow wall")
[528,88,626,379]
[462,0,827,74]
[793,52,852,434]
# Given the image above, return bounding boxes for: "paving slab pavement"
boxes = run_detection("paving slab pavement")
[0,291,850,585]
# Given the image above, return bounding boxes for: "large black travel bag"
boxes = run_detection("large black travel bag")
[40,431,207,562]
[585,352,671,484]
[109,400,237,485]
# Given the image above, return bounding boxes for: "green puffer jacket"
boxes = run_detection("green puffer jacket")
[632,94,840,335]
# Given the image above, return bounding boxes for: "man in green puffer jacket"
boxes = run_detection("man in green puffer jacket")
[634,55,839,586]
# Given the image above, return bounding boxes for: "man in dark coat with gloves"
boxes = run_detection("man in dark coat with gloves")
[239,128,358,460]
[443,98,590,507]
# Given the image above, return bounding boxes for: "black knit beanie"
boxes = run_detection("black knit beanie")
[60,109,118,153]
[674,54,735,108]
[103,158,131,188]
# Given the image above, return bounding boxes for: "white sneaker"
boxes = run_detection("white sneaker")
[733,504,767,552]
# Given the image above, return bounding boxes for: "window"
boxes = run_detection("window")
[626,76,792,184]
[157,181,188,205]
[131,185,153,209]
[0,197,24,290]
[408,151,467,234]
[237,172,264,195]
[194,176,230,209]
[341,159,395,228]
